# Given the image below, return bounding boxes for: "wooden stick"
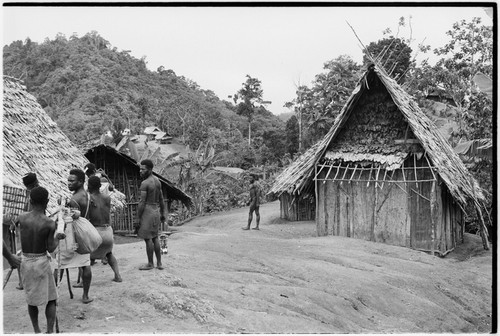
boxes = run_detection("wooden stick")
[340,163,350,185]
[349,164,358,183]
[366,166,373,187]
[380,168,388,189]
[424,153,437,181]
[413,154,419,190]
[430,180,436,256]
[323,164,335,185]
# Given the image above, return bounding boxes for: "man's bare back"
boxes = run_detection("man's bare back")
[87,193,111,226]
[19,212,57,254]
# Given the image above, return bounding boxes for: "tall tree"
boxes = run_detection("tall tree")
[233,75,265,146]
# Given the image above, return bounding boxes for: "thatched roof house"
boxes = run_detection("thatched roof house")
[85,144,192,232]
[3,76,89,215]
[269,65,484,255]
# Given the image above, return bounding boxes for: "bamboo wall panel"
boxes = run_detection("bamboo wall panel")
[373,177,408,246]
[350,170,374,240]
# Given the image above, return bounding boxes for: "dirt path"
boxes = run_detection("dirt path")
[3,201,493,333]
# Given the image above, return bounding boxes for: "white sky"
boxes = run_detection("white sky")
[2,4,493,115]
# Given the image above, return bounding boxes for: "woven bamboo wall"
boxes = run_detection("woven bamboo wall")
[279,193,315,221]
[316,157,464,255]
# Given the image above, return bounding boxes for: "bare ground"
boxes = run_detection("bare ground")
[2,201,493,333]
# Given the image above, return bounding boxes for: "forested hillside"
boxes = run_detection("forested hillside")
[3,31,288,168]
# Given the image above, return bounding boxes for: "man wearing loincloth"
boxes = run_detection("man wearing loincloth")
[87,176,122,282]
[18,186,63,333]
[136,159,166,270]
[59,168,93,304]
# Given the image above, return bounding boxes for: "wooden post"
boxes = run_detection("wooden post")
[430,180,436,256]
[470,177,489,250]
[371,178,377,242]
[315,165,319,234]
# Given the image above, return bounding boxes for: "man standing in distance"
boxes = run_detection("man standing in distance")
[65,168,93,304]
[137,159,165,270]
[18,187,62,333]
[243,176,261,230]
[87,176,122,282]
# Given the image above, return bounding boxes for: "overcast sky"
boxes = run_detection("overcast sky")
[2,4,493,115]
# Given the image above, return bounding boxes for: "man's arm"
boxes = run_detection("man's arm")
[3,241,20,269]
[159,188,165,222]
[137,181,147,221]
[46,219,59,253]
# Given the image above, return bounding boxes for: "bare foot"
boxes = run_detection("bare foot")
[157,265,164,270]
[73,282,83,288]
[252,227,260,230]
[242,227,250,230]
[139,264,154,270]
[82,297,94,304]
[112,277,123,282]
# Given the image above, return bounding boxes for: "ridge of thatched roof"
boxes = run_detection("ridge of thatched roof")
[268,65,483,207]
[3,76,89,212]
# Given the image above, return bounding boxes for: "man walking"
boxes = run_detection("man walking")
[60,168,93,304]
[18,186,63,333]
[136,159,165,270]
[87,176,122,282]
[243,176,261,230]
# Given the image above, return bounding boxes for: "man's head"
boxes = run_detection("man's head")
[84,163,97,177]
[88,176,101,193]
[68,168,86,192]
[22,172,39,190]
[30,186,49,209]
[140,159,154,179]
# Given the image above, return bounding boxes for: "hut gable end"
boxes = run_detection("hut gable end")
[328,83,420,158]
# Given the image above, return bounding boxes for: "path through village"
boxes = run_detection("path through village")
[2,201,493,333]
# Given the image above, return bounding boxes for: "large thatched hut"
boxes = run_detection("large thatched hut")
[270,65,484,256]
[85,144,192,232]
[3,76,89,216]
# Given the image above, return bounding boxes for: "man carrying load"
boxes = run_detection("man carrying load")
[87,176,122,282]
[57,168,93,304]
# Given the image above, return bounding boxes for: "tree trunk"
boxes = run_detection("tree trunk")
[248,121,251,147]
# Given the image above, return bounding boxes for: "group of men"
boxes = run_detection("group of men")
[3,159,167,333]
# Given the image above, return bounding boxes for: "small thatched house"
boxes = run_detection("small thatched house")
[85,144,192,232]
[3,76,89,216]
[270,65,484,256]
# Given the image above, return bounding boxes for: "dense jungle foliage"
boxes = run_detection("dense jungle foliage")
[3,31,288,170]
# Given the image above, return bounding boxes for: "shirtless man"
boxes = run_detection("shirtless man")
[18,187,62,333]
[136,159,166,270]
[87,176,122,282]
[66,169,93,304]
[243,176,261,230]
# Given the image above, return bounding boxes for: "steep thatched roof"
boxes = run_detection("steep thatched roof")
[3,76,89,212]
[269,65,483,207]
